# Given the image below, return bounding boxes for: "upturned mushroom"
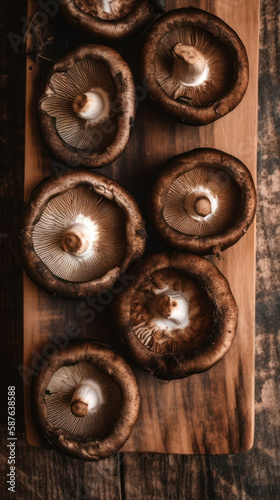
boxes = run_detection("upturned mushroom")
[32,342,140,460]
[147,148,256,256]
[61,1,166,40]
[112,252,238,380]
[143,7,249,125]
[38,44,135,168]
[19,169,146,299]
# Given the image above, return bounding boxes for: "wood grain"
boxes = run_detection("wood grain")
[0,425,122,500]
[23,0,259,454]
[0,0,279,498]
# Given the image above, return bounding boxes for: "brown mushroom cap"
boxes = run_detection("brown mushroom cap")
[38,45,135,169]
[112,252,238,380]
[147,148,256,256]
[19,169,146,299]
[143,7,249,125]
[61,1,165,40]
[32,342,140,460]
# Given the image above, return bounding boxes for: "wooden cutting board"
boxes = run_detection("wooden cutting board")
[24,0,259,454]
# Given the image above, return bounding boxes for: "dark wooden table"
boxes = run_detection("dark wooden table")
[0,0,279,498]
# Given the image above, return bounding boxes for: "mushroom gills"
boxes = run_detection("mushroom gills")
[46,361,122,439]
[155,26,234,106]
[32,185,126,282]
[41,58,117,152]
[74,0,139,20]
[163,166,241,237]
[131,269,215,354]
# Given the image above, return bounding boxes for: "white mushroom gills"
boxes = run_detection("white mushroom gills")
[32,186,127,283]
[173,43,209,87]
[72,91,106,122]
[151,287,190,331]
[45,361,123,438]
[71,379,103,418]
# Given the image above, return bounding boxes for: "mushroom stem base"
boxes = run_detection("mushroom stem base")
[60,223,91,256]
[150,288,190,331]
[70,380,101,417]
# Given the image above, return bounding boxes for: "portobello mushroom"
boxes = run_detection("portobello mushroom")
[32,342,140,460]
[143,7,249,125]
[147,148,256,256]
[113,252,238,380]
[20,169,146,299]
[61,0,166,40]
[38,44,135,168]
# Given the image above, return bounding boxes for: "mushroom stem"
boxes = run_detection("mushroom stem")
[194,196,212,217]
[101,0,113,14]
[70,380,101,418]
[153,290,189,328]
[72,91,105,121]
[184,190,217,220]
[173,43,208,86]
[157,294,178,319]
[60,223,91,256]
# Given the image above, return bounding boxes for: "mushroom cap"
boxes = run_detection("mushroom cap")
[112,252,238,380]
[32,342,140,460]
[143,7,249,125]
[147,148,256,255]
[19,169,146,299]
[61,1,165,40]
[38,44,135,169]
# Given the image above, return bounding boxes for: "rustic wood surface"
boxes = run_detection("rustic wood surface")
[0,0,279,498]
[23,0,258,455]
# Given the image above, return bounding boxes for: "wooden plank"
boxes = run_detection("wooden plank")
[2,1,280,499]
[24,0,259,453]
